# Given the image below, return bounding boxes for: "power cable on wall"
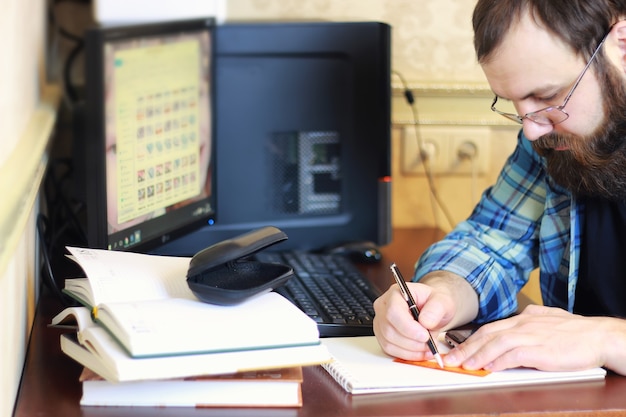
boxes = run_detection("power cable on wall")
[456,140,480,205]
[393,71,456,230]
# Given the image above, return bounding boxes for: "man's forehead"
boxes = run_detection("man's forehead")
[481,13,583,100]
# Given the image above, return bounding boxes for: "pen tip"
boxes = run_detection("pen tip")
[435,353,444,369]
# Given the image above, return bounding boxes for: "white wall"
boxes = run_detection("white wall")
[0,0,40,167]
[0,1,60,416]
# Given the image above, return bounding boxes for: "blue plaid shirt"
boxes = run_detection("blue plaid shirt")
[414,129,582,323]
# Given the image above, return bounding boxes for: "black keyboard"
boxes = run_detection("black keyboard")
[255,251,381,337]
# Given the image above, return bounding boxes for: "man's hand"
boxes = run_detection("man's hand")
[373,271,478,361]
[444,304,626,375]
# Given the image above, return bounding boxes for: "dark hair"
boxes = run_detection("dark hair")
[472,0,626,64]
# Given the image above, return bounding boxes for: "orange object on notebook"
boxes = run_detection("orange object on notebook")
[394,357,491,377]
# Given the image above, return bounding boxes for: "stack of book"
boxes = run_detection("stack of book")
[51,246,331,407]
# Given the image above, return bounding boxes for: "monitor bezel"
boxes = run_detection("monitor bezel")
[83,17,217,252]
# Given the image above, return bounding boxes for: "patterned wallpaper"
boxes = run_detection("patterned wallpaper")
[226,0,486,85]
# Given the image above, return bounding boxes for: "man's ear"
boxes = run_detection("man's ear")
[608,20,626,73]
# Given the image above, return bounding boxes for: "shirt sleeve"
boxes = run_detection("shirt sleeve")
[414,131,547,322]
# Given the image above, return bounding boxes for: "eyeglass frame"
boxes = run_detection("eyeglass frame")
[490,27,613,126]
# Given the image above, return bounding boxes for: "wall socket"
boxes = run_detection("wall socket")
[401,125,491,176]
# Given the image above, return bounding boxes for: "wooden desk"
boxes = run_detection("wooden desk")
[14,228,626,417]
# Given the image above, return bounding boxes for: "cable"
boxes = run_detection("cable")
[38,214,74,305]
[48,0,90,108]
[456,141,479,205]
[471,157,478,205]
[393,70,456,230]
[38,158,87,306]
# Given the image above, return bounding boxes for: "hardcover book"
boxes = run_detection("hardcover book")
[79,366,303,407]
[56,318,330,383]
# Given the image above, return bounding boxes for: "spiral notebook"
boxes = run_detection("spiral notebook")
[320,336,606,395]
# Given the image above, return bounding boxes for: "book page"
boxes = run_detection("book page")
[49,306,95,331]
[66,247,194,305]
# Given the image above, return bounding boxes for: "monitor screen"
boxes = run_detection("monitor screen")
[83,18,216,251]
[155,21,392,255]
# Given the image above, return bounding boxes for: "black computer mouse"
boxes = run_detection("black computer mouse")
[326,241,382,264]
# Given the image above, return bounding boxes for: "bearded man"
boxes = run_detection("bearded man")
[373,0,626,376]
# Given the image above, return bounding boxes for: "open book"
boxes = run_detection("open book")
[79,366,304,407]
[320,336,607,395]
[61,246,321,358]
[53,306,330,383]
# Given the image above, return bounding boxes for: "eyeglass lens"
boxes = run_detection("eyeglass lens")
[492,97,569,125]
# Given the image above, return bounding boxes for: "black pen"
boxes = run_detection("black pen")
[389,263,444,368]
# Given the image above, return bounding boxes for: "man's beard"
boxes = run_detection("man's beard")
[532,63,626,201]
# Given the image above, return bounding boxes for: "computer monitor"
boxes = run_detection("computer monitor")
[83,18,217,251]
[155,21,392,256]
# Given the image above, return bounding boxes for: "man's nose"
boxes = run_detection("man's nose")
[522,118,554,141]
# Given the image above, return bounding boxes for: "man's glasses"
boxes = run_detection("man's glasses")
[491,28,612,126]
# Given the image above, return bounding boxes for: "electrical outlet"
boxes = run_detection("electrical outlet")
[401,125,450,175]
[446,127,491,175]
[401,125,491,176]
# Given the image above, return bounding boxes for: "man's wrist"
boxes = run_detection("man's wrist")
[420,271,480,329]
[597,316,626,375]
